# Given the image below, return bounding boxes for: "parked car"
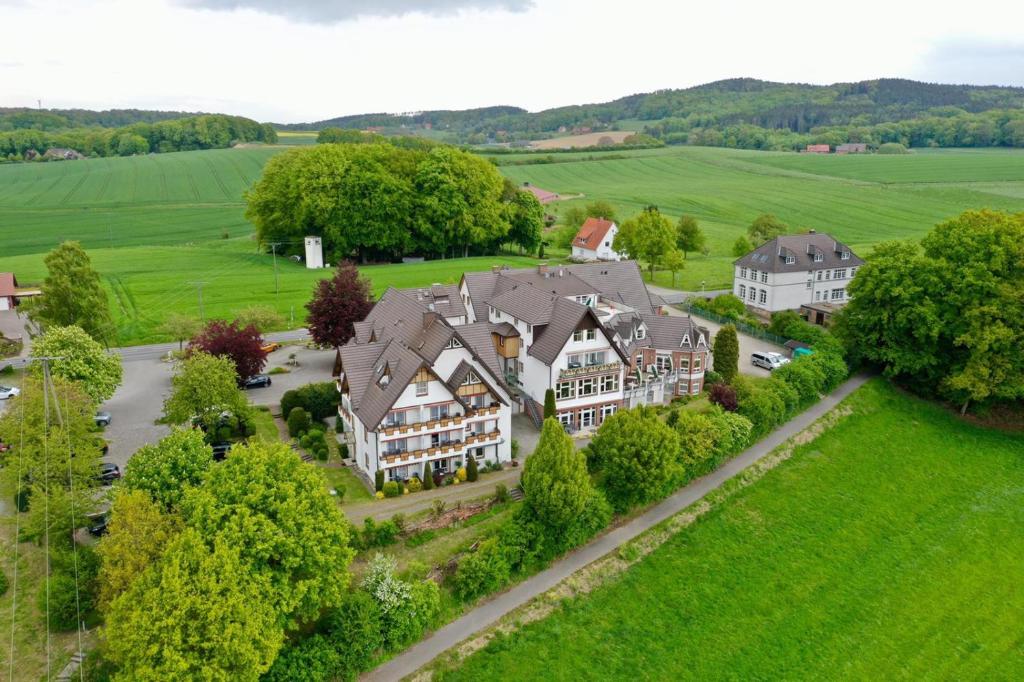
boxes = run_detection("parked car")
[211,442,232,461]
[261,341,281,353]
[97,462,121,485]
[94,411,112,427]
[243,374,272,389]
[87,513,109,537]
[751,351,791,371]
[0,385,20,400]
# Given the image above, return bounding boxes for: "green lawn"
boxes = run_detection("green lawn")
[4,145,1023,344]
[437,380,1024,680]
[323,465,373,505]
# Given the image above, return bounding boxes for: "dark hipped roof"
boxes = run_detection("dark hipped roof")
[567,260,658,314]
[734,233,864,273]
[488,285,560,325]
[528,297,629,366]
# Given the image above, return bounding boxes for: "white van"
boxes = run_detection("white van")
[751,352,790,371]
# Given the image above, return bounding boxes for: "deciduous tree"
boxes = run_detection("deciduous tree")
[748,213,787,244]
[234,305,285,334]
[163,352,250,433]
[614,206,676,281]
[662,249,685,288]
[675,215,706,259]
[189,319,266,382]
[181,440,354,626]
[732,235,753,257]
[122,428,213,511]
[305,261,374,348]
[28,241,114,343]
[159,313,201,351]
[503,179,544,254]
[30,324,123,403]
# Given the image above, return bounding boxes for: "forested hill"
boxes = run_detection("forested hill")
[0,108,202,131]
[279,78,1024,142]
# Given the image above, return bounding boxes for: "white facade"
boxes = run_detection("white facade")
[733,264,858,313]
[572,222,622,262]
[304,236,324,269]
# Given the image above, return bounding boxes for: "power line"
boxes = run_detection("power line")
[187,281,207,320]
[269,243,282,297]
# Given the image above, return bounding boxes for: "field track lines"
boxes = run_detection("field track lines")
[58,168,92,206]
[26,162,72,205]
[201,155,233,200]
[174,156,202,202]
[95,159,115,203]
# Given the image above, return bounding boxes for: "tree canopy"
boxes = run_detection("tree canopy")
[748,213,787,245]
[122,428,213,511]
[713,324,740,383]
[521,418,595,532]
[163,352,251,432]
[30,325,122,403]
[614,206,676,280]
[836,210,1024,412]
[675,215,706,259]
[189,319,266,382]
[306,261,375,348]
[245,142,534,262]
[27,241,114,343]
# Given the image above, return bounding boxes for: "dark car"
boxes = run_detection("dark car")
[97,462,121,485]
[87,513,109,537]
[211,442,232,461]
[242,374,272,389]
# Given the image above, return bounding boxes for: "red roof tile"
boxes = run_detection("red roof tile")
[572,217,615,251]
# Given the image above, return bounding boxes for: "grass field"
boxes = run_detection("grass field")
[437,380,1024,680]
[2,145,1023,344]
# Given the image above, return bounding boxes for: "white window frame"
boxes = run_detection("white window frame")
[600,404,616,421]
[841,251,850,260]
[416,380,428,396]
[814,252,823,263]
[556,381,575,400]
[693,355,702,371]
[578,377,597,397]
[739,284,746,298]
[740,267,747,278]
[557,412,574,429]
[655,354,673,372]
[580,408,596,429]
[748,288,756,302]
[600,374,619,393]
[759,289,767,304]
[678,357,690,372]
[785,255,795,264]
[760,271,768,283]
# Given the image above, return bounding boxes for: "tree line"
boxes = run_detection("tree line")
[245,141,544,262]
[0,113,277,161]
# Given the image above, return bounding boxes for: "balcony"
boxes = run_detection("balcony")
[559,360,622,380]
[380,429,500,465]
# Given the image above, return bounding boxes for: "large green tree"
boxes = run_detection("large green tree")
[181,440,354,626]
[28,241,114,343]
[122,428,213,511]
[163,351,250,432]
[713,324,740,383]
[588,406,682,512]
[0,376,102,545]
[96,488,182,610]
[675,215,706,259]
[748,213,788,245]
[105,529,282,682]
[30,324,123,403]
[503,179,544,254]
[521,418,594,532]
[837,210,1024,412]
[614,206,676,281]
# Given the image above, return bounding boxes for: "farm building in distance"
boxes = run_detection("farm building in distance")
[804,144,831,154]
[42,148,85,161]
[836,143,868,154]
[522,182,560,204]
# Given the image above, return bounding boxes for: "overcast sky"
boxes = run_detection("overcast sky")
[2,0,1023,123]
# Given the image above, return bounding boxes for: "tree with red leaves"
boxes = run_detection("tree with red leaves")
[306,261,375,348]
[189,320,266,382]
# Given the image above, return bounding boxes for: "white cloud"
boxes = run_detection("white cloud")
[176,0,532,23]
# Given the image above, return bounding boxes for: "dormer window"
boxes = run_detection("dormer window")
[841,251,850,260]
[461,370,480,385]
[681,333,691,347]
[785,255,795,264]
[814,252,823,262]
[635,327,646,339]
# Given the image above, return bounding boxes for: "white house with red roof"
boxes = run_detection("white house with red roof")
[571,217,622,262]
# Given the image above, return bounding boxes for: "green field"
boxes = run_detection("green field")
[437,380,1024,680]
[2,145,1023,345]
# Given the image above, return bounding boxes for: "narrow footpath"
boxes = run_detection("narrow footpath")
[363,373,872,681]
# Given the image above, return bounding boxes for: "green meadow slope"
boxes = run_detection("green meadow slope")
[2,145,1023,344]
[437,379,1024,680]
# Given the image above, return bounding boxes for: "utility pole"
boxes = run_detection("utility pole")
[270,242,282,296]
[188,281,207,320]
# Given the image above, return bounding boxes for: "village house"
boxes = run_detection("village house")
[571,217,622,261]
[521,182,560,205]
[804,144,831,154]
[336,259,713,481]
[732,230,864,318]
[835,143,868,154]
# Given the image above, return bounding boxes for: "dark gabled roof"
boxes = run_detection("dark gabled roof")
[339,339,439,430]
[461,271,500,322]
[567,260,658,314]
[734,233,864,273]
[445,359,507,406]
[451,321,519,394]
[355,288,456,362]
[488,285,560,325]
[399,283,467,321]
[639,313,710,352]
[528,297,629,366]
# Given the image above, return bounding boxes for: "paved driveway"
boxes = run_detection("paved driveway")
[663,305,782,379]
[102,342,336,467]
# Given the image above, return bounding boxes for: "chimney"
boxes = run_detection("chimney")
[538,262,549,276]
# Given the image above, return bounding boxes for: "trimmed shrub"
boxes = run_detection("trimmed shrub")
[712,324,740,383]
[452,538,511,601]
[466,458,479,482]
[709,382,738,411]
[335,418,345,434]
[282,382,340,421]
[361,518,399,548]
[374,469,384,492]
[808,351,848,392]
[766,375,800,416]
[421,463,434,490]
[703,369,723,386]
[407,477,423,493]
[315,447,328,461]
[673,410,718,471]
[455,466,467,482]
[510,438,520,460]
[339,443,349,458]
[287,407,311,438]
[382,481,401,498]
[543,388,556,419]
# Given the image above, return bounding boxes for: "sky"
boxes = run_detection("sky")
[1,0,1023,123]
